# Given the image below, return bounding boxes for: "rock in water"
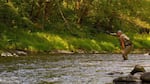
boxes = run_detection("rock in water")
[113,75,141,82]
[107,71,123,75]
[144,53,150,56]
[113,65,146,83]
[130,65,146,75]
[141,72,150,82]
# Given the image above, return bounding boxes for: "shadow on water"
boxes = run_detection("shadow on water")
[0,54,150,84]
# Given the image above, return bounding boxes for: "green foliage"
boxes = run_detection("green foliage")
[0,0,150,53]
[0,2,19,26]
[133,34,150,49]
[95,33,119,51]
[99,42,115,51]
[69,38,101,51]
[0,2,34,29]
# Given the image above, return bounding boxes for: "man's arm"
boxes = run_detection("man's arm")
[109,33,117,36]
[120,37,125,49]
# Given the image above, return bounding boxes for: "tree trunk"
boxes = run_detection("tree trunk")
[6,0,10,3]
[75,0,89,24]
[56,0,68,24]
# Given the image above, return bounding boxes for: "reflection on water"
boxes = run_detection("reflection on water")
[0,54,150,84]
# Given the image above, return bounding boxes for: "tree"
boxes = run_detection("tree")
[74,0,92,24]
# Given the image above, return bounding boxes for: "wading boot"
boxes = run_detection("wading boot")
[123,55,128,60]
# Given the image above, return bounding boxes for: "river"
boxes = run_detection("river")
[0,54,150,84]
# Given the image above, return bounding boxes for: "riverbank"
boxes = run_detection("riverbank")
[0,29,150,55]
[0,48,150,57]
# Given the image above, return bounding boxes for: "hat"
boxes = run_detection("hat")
[117,30,122,33]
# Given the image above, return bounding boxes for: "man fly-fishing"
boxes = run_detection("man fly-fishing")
[109,30,133,60]
[116,30,133,60]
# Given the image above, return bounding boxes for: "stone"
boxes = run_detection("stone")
[107,71,123,75]
[113,74,141,82]
[113,65,146,83]
[15,50,27,56]
[141,72,150,82]
[144,53,150,56]
[114,82,141,84]
[130,65,146,75]
[1,50,27,57]
[1,52,13,57]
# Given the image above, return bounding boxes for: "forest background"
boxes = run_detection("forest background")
[0,0,150,54]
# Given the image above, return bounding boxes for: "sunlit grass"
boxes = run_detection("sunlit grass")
[133,34,150,48]
[147,37,150,41]
[100,41,116,51]
[36,32,69,50]
[68,38,101,51]
[119,13,150,29]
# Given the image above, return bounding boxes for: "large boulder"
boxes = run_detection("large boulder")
[113,65,146,83]
[141,72,150,82]
[113,75,141,82]
[114,81,141,84]
[130,65,146,75]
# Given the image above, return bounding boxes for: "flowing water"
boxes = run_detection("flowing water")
[0,54,150,84]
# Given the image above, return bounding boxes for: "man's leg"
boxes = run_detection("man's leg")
[122,52,128,60]
[122,45,133,60]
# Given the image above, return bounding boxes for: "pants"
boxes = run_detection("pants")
[122,45,133,60]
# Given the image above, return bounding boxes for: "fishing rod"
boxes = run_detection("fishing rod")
[105,31,117,36]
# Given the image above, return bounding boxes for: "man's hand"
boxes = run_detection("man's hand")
[110,33,117,36]
[121,50,125,54]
